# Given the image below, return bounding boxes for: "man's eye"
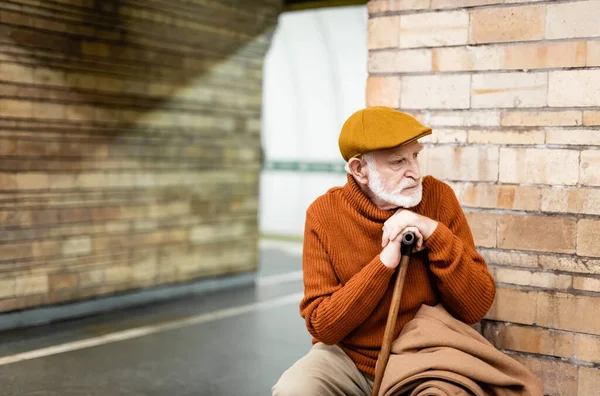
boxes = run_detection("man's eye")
[414,152,420,158]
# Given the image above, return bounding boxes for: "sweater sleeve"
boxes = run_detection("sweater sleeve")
[299,210,395,345]
[424,184,496,324]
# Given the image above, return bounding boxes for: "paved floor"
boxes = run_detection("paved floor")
[0,241,311,396]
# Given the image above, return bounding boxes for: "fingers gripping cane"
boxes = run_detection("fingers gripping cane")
[371,231,416,396]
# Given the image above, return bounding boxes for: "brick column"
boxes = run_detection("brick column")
[367,0,600,393]
[0,1,281,312]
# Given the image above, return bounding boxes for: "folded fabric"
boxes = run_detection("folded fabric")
[379,304,544,396]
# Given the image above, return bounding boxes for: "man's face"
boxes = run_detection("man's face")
[364,141,424,208]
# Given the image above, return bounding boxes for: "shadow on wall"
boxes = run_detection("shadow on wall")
[0,0,281,313]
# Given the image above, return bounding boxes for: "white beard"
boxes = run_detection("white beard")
[366,161,423,208]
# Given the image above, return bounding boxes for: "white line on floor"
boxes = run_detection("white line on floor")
[255,271,303,287]
[0,291,303,367]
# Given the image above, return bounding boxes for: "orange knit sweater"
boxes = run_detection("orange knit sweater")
[299,174,496,377]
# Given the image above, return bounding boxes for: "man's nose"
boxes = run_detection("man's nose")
[407,158,421,180]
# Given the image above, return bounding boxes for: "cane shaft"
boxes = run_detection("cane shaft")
[370,254,410,396]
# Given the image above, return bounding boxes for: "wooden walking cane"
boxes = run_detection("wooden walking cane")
[370,231,416,396]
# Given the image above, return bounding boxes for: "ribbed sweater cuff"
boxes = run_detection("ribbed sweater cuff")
[424,222,454,266]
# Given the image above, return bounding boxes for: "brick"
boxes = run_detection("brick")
[498,214,577,254]
[400,75,470,109]
[469,5,545,44]
[465,212,497,248]
[15,173,50,190]
[0,99,33,118]
[0,210,32,227]
[15,275,48,296]
[434,41,586,72]
[499,148,580,186]
[575,335,600,364]
[425,110,500,127]
[94,76,122,93]
[79,269,104,287]
[546,1,600,40]
[588,41,600,66]
[431,0,501,8]
[432,46,502,72]
[190,222,247,243]
[511,355,578,396]
[48,174,77,189]
[573,276,600,293]
[501,110,582,127]
[0,173,17,190]
[396,49,432,72]
[419,128,466,144]
[132,250,158,282]
[573,367,600,396]
[104,265,132,284]
[485,287,537,325]
[368,16,400,49]
[546,129,600,146]
[481,250,539,268]
[578,219,600,257]
[492,267,571,290]
[0,63,34,83]
[0,279,15,299]
[549,70,600,107]
[81,41,111,57]
[0,243,32,260]
[484,323,574,359]
[506,41,586,70]
[0,138,17,155]
[579,367,600,396]
[368,0,430,12]
[455,183,540,211]
[366,76,401,108]
[468,129,544,145]
[541,187,600,216]
[33,67,65,86]
[471,72,547,108]
[498,185,541,211]
[76,173,106,188]
[66,73,96,90]
[584,111,600,126]
[537,292,600,334]
[49,272,79,291]
[424,146,498,181]
[400,11,468,49]
[32,102,65,120]
[63,236,92,256]
[581,151,600,187]
[539,254,600,275]
[32,240,61,258]
[65,105,97,121]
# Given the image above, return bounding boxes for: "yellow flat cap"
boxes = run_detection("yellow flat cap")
[338,106,432,161]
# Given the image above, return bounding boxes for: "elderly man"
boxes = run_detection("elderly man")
[272,106,496,395]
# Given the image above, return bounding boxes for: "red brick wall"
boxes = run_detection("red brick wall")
[0,1,281,312]
[367,0,600,393]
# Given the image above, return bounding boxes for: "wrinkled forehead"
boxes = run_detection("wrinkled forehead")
[374,140,424,161]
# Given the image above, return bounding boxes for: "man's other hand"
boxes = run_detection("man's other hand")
[381,210,438,251]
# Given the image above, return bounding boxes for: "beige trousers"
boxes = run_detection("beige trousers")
[272,343,374,396]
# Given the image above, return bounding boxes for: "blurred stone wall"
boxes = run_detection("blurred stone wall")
[0,0,281,312]
[367,0,600,393]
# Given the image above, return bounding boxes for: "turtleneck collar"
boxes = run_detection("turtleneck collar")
[341,174,426,223]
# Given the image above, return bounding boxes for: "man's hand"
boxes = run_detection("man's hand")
[381,210,438,252]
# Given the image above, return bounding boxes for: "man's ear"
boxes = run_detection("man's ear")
[348,157,369,185]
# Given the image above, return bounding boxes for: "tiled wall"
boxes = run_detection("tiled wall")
[0,0,280,312]
[367,0,600,393]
